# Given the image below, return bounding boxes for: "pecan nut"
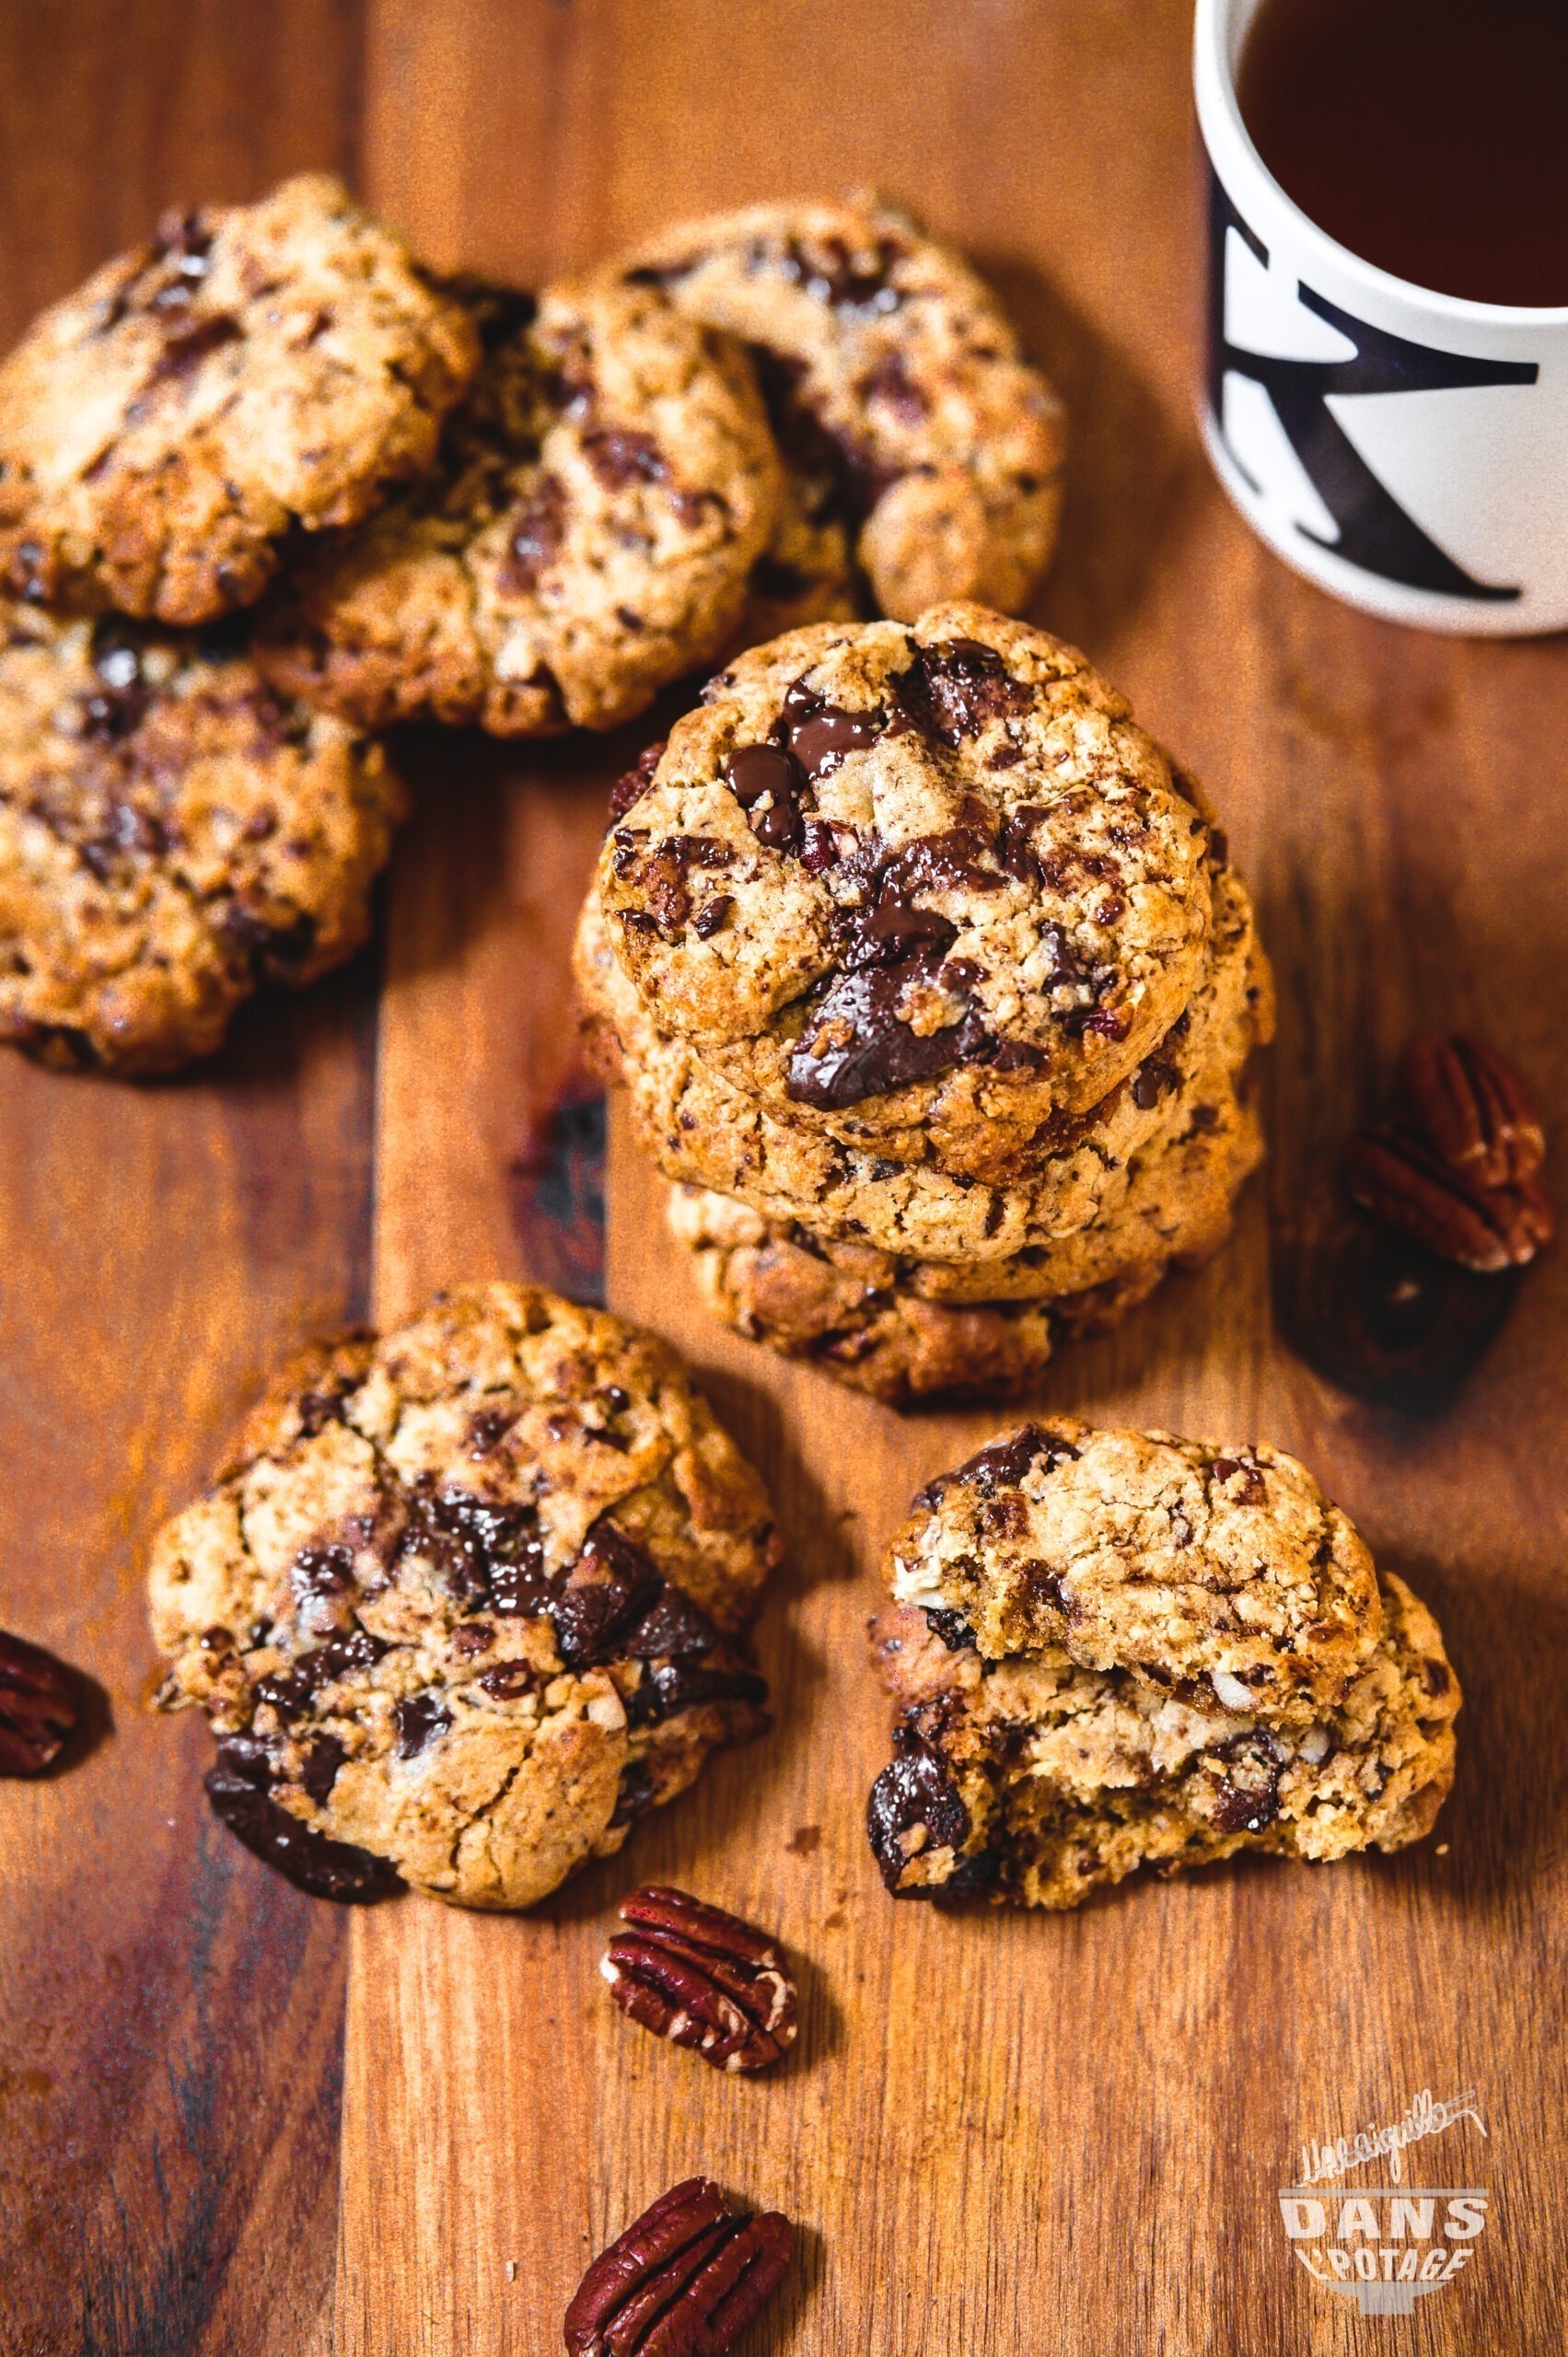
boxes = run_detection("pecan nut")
[0,1630,78,1775]
[1400,1033,1546,1189]
[1347,1128,1554,1271]
[602,1886,797,2073]
[563,2177,793,2356]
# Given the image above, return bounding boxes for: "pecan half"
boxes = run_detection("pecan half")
[1400,1033,1546,1189]
[602,1886,797,2073]
[563,2177,793,2356]
[0,1630,78,1774]
[1347,1128,1553,1271]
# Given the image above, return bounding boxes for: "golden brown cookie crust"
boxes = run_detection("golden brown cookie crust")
[869,1550,1458,1909]
[0,601,405,1074]
[625,193,1065,621]
[887,1419,1383,1709]
[575,864,1271,1270]
[0,175,479,624]
[256,274,783,736]
[597,606,1220,1166]
[148,1283,782,1910]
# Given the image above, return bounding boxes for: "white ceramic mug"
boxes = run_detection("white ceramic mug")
[1195,0,1568,634]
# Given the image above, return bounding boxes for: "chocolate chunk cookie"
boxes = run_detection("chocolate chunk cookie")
[865,1426,1458,1907]
[669,1184,1175,1403]
[624,195,1064,621]
[664,1079,1259,1402]
[256,276,782,735]
[0,601,405,1074]
[0,175,479,624]
[578,855,1270,1254]
[886,1418,1382,1710]
[867,1572,1458,1906]
[149,1284,781,1910]
[597,607,1217,1171]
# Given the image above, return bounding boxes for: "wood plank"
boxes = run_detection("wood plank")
[0,7,372,2351]
[341,3,1559,2351]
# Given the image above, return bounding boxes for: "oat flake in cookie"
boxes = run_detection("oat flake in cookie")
[257,275,782,736]
[148,1284,781,1910]
[598,605,1217,1174]
[624,194,1065,624]
[0,602,405,1074]
[867,1422,1458,1909]
[0,175,479,625]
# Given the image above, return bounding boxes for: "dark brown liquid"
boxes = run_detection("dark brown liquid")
[1237,0,1568,307]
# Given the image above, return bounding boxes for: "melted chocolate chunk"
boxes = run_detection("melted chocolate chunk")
[401,1485,550,1615]
[551,1520,662,1667]
[866,1724,971,1892]
[497,471,567,593]
[726,742,804,853]
[626,1656,768,1726]
[151,311,241,384]
[476,1658,536,1701]
[205,1741,401,1903]
[299,1733,346,1805]
[610,1759,657,1826]
[998,804,1047,884]
[1132,1058,1177,1110]
[621,1585,721,1660]
[582,425,668,491]
[775,232,906,316]
[774,679,885,781]
[923,1608,976,1654]
[393,1692,453,1759]
[693,894,732,937]
[607,737,667,826]
[255,1627,387,1723]
[787,944,990,1109]
[891,639,1032,748]
[951,1423,1075,1495]
[467,1407,517,1458]
[291,1541,358,1617]
[1208,1732,1283,1834]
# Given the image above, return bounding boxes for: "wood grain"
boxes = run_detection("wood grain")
[3,1,1564,2351]
[342,5,1566,2354]
[0,7,371,2352]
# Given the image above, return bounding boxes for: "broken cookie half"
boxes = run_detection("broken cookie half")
[867,1419,1459,1909]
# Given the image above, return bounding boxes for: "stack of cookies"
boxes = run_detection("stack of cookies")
[866,1419,1460,1906]
[576,604,1274,1402]
[0,176,1063,1075]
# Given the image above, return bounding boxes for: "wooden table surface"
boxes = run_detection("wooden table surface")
[2,5,1562,2352]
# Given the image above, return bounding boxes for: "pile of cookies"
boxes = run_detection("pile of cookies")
[0,175,1063,1075]
[577,604,1274,1401]
[866,1419,1460,1906]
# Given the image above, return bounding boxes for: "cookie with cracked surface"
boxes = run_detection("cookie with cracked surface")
[665,1140,1264,1400]
[596,605,1221,1174]
[0,174,479,625]
[669,1183,1171,1402]
[147,1283,781,1909]
[255,275,782,736]
[0,601,405,1074]
[887,1418,1383,1712]
[624,194,1064,621]
[576,876,1270,1271]
[866,1569,1458,1907]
